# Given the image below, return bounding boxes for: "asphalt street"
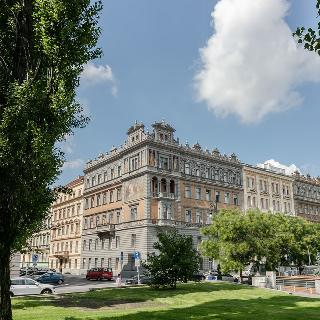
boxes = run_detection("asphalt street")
[53,274,126,294]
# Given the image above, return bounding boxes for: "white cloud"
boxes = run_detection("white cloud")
[62,159,84,170]
[257,159,300,175]
[195,0,320,123]
[81,62,117,96]
[60,134,74,154]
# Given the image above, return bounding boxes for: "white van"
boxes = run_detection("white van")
[10,277,55,296]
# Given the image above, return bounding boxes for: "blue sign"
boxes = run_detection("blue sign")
[120,251,124,261]
[32,254,38,263]
[134,251,140,260]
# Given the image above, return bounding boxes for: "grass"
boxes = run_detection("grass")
[12,282,320,320]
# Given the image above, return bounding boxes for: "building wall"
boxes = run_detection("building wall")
[80,121,243,275]
[20,214,52,269]
[293,172,320,222]
[243,166,295,215]
[49,176,84,274]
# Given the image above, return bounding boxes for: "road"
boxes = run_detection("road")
[53,274,126,294]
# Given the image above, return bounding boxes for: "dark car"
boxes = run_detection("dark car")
[36,272,64,285]
[86,268,113,281]
[125,275,151,285]
[191,274,206,282]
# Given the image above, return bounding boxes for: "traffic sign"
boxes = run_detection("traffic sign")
[133,251,140,260]
[32,254,39,263]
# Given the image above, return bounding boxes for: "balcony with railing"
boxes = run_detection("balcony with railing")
[53,251,69,259]
[96,223,116,239]
[152,192,175,200]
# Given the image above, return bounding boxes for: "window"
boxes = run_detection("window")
[185,209,192,223]
[131,234,136,247]
[88,258,91,269]
[104,172,108,182]
[247,177,255,189]
[130,155,139,171]
[116,236,120,249]
[110,190,114,203]
[90,217,94,228]
[94,258,98,268]
[86,178,90,187]
[75,241,78,253]
[89,239,92,250]
[130,207,137,221]
[215,191,220,203]
[101,258,104,268]
[85,198,89,209]
[111,168,114,179]
[196,209,202,223]
[108,258,112,268]
[101,239,105,249]
[205,189,211,201]
[84,218,88,229]
[117,188,122,201]
[234,194,238,206]
[261,198,264,209]
[195,187,201,200]
[109,213,113,224]
[95,239,98,250]
[185,163,190,175]
[97,194,101,206]
[91,176,96,187]
[91,196,95,208]
[118,166,122,177]
[185,185,191,198]
[159,156,169,170]
[224,192,230,204]
[102,192,107,204]
[116,211,121,224]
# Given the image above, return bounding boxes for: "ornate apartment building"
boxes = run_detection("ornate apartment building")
[292,172,320,222]
[49,176,84,274]
[243,165,295,215]
[20,213,52,268]
[81,121,243,274]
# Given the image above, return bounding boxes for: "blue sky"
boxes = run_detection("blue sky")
[59,0,320,185]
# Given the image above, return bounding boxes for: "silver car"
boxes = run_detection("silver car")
[10,277,55,296]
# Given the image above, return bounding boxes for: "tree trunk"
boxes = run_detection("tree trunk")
[0,248,12,320]
[239,269,243,283]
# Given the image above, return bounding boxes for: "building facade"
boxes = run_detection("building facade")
[20,214,52,268]
[243,165,295,215]
[49,176,84,274]
[292,172,320,222]
[81,121,243,275]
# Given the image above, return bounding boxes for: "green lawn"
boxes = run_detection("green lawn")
[12,282,320,320]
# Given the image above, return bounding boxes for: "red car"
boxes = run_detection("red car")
[86,268,113,281]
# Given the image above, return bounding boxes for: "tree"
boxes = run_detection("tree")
[293,0,320,55]
[0,1,102,319]
[143,229,200,289]
[201,208,270,280]
[201,209,320,279]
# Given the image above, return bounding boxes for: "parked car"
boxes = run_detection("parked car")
[125,275,151,285]
[86,268,113,281]
[221,273,236,282]
[36,272,64,285]
[20,267,37,276]
[10,277,55,296]
[191,274,206,282]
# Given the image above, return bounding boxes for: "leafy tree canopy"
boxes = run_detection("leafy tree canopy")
[293,0,320,54]
[201,209,320,277]
[143,229,200,289]
[0,1,102,319]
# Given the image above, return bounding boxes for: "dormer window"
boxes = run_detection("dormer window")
[160,133,164,141]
